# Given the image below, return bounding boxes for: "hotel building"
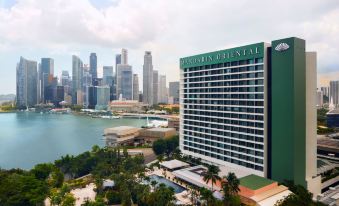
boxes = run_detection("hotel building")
[179,37,320,194]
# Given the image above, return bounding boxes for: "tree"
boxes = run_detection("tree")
[199,187,221,206]
[146,183,175,206]
[202,164,221,191]
[275,181,327,206]
[152,139,167,155]
[61,193,75,206]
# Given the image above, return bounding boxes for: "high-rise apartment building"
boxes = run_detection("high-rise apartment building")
[89,53,97,84]
[133,74,139,101]
[159,75,168,104]
[16,57,38,108]
[72,55,83,105]
[169,81,180,104]
[180,37,320,195]
[143,51,153,106]
[330,80,339,106]
[153,70,159,105]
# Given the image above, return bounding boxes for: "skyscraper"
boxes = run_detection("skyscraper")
[133,74,139,101]
[72,55,83,105]
[330,80,339,106]
[116,64,133,100]
[96,86,110,110]
[89,53,97,84]
[121,48,128,64]
[158,74,168,104]
[143,51,153,106]
[169,81,180,104]
[180,37,320,195]
[40,58,54,103]
[61,70,70,86]
[153,70,159,105]
[16,57,38,108]
[115,54,121,80]
[103,66,114,85]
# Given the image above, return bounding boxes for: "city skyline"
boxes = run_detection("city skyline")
[1,0,339,94]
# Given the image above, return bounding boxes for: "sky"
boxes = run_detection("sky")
[0,0,338,94]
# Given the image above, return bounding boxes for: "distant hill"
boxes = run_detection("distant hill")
[0,94,15,101]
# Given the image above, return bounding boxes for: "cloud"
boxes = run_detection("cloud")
[0,0,339,94]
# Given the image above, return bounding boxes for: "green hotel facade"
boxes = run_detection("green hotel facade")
[179,37,321,195]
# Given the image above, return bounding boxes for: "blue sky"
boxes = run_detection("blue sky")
[0,0,339,94]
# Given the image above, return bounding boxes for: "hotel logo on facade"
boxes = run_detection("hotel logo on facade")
[274,43,290,52]
[180,45,262,67]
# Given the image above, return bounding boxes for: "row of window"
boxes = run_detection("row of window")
[184,111,263,120]
[183,123,264,135]
[183,58,264,73]
[184,100,264,107]
[183,93,264,100]
[183,133,264,147]
[184,117,264,129]
[183,141,263,162]
[183,80,264,88]
[184,87,264,94]
[184,72,263,83]
[184,114,263,124]
[184,65,264,78]
[183,145,264,171]
[184,107,264,115]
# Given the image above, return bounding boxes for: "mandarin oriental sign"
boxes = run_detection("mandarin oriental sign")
[180,45,262,68]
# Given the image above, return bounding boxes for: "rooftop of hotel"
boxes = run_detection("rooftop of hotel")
[239,174,275,190]
[160,159,189,170]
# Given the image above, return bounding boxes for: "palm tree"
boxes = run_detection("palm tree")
[222,172,240,206]
[203,164,221,191]
[225,172,240,195]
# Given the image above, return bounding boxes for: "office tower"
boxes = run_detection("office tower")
[61,70,70,86]
[133,74,139,101]
[115,54,121,79]
[330,81,339,106]
[121,48,128,64]
[116,64,133,100]
[180,37,320,195]
[317,90,323,107]
[86,86,97,109]
[55,86,64,106]
[89,53,97,84]
[143,51,153,106]
[103,66,114,85]
[40,58,54,103]
[72,55,83,105]
[169,81,180,104]
[16,57,38,108]
[153,70,159,105]
[96,86,110,110]
[158,74,168,104]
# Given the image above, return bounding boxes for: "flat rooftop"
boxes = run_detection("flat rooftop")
[327,109,339,115]
[239,174,275,190]
[104,126,141,136]
[146,128,175,132]
[160,159,189,170]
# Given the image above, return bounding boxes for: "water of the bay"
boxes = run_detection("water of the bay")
[0,112,146,169]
